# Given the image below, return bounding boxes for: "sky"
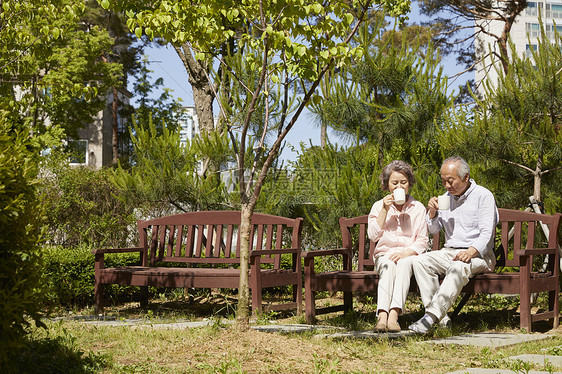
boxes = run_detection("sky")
[136,4,472,163]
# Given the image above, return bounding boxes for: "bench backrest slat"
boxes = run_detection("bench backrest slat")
[175,225,183,257]
[149,226,158,266]
[205,224,213,257]
[213,224,223,258]
[195,225,204,258]
[167,225,175,257]
[186,225,194,257]
[339,215,375,271]
[137,211,303,267]
[225,224,234,258]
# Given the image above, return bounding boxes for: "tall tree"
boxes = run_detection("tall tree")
[418,0,528,76]
[102,0,410,327]
[311,18,451,168]
[81,0,144,165]
[439,28,562,213]
[0,0,122,150]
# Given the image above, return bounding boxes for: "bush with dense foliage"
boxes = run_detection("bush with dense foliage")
[39,154,136,248]
[41,245,140,308]
[0,119,44,368]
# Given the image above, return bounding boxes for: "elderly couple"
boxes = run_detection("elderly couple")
[368,156,498,333]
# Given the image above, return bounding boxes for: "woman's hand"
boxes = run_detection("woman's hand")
[388,249,416,264]
[382,194,394,211]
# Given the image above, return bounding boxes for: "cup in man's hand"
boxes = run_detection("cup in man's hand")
[393,188,406,206]
[438,195,450,210]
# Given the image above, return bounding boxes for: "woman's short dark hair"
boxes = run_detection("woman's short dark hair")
[380,160,416,190]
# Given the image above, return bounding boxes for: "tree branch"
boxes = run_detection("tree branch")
[500,158,535,174]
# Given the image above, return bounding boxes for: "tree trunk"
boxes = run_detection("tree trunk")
[534,155,542,203]
[320,122,327,148]
[111,87,119,166]
[497,1,527,75]
[174,44,215,135]
[236,203,254,330]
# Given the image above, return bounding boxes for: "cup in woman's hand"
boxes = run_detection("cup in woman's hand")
[438,195,450,210]
[393,188,406,206]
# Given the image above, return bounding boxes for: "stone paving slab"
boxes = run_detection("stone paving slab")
[426,332,553,348]
[509,354,562,367]
[251,323,344,334]
[313,329,415,339]
[445,369,562,374]
[52,315,232,329]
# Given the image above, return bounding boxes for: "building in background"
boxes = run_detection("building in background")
[70,88,132,168]
[475,1,562,93]
[178,106,199,146]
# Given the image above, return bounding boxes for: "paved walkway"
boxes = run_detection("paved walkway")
[58,316,561,373]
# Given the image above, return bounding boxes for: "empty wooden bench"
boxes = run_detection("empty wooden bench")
[303,208,561,331]
[93,210,303,314]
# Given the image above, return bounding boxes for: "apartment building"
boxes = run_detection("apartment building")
[474,1,562,91]
[69,88,132,168]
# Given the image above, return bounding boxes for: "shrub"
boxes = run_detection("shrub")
[0,120,44,368]
[39,154,136,248]
[41,245,140,308]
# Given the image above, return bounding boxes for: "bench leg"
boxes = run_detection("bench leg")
[295,284,303,316]
[520,288,532,332]
[140,286,149,309]
[451,293,472,319]
[94,280,104,314]
[251,272,263,315]
[305,283,316,324]
[343,291,353,314]
[550,289,560,328]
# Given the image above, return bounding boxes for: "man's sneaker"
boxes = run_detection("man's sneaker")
[439,314,452,328]
[408,314,435,334]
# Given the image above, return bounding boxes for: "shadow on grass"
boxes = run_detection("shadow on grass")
[5,335,111,374]
[315,292,556,336]
[99,289,298,321]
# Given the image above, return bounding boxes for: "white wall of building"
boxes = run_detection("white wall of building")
[475,1,562,94]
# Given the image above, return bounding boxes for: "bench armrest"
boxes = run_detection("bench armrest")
[92,247,144,255]
[515,247,558,257]
[302,248,353,274]
[250,248,299,257]
[301,248,351,259]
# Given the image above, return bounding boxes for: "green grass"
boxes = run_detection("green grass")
[5,292,562,373]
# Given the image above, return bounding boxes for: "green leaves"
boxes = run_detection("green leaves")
[1,0,123,144]
[111,118,230,214]
[0,115,44,364]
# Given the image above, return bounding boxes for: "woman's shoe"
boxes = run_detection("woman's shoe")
[387,320,401,332]
[374,320,387,332]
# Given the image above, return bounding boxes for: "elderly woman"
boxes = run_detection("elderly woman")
[368,160,429,332]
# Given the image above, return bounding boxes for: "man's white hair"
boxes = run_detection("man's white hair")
[442,156,470,179]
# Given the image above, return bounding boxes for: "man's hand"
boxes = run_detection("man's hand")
[453,247,479,263]
[427,197,439,219]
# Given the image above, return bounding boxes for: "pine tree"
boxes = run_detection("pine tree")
[439,26,562,213]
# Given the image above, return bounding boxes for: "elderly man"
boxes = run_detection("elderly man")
[408,156,498,334]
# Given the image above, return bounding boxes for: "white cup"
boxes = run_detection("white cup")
[393,188,406,206]
[438,195,450,210]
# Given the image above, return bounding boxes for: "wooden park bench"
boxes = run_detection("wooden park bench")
[93,210,303,314]
[303,208,561,331]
